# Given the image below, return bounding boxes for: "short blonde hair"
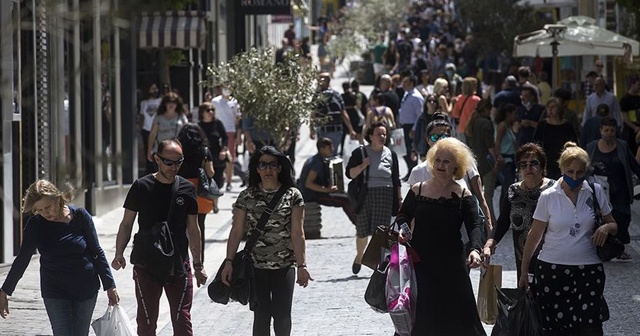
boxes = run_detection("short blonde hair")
[558,142,589,171]
[433,78,449,95]
[22,179,73,213]
[426,137,476,180]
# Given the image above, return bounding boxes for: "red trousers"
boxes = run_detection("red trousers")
[133,263,193,336]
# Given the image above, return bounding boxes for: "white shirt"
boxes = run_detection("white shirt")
[407,159,480,188]
[212,95,241,132]
[139,98,161,131]
[533,180,612,266]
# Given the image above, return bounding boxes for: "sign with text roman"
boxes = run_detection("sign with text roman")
[240,0,291,15]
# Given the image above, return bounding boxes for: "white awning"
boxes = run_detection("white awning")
[137,11,206,49]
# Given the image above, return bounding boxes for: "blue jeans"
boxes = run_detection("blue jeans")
[43,294,98,336]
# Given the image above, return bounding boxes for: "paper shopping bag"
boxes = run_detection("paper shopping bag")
[477,264,502,324]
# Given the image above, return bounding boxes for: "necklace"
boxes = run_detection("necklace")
[521,179,543,191]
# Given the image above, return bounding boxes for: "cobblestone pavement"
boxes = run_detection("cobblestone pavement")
[1,72,639,335]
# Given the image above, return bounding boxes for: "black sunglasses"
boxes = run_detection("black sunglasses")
[156,154,184,166]
[258,161,279,170]
[518,160,540,169]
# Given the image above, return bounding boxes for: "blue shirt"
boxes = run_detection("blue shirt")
[1,206,116,300]
[298,154,328,202]
[399,88,424,125]
[492,88,521,109]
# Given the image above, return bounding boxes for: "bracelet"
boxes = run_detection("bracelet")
[297,264,307,269]
[223,258,234,264]
[193,262,203,271]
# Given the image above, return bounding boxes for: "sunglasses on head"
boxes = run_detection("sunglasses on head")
[258,161,279,170]
[429,133,449,142]
[156,154,184,166]
[518,160,540,169]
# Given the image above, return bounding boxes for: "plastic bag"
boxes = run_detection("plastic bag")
[491,287,542,336]
[92,305,136,336]
[389,128,406,157]
[386,243,417,336]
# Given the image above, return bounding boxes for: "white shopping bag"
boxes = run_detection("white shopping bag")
[386,243,417,336]
[92,305,136,336]
[389,128,407,157]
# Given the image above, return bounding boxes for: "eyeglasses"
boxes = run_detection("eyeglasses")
[429,133,449,142]
[595,64,603,68]
[206,108,215,112]
[156,155,184,166]
[518,160,540,169]
[427,100,436,103]
[258,161,279,170]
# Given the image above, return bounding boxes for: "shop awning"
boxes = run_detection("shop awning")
[137,11,206,49]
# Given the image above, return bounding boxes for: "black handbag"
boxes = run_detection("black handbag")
[589,182,625,261]
[364,253,390,313]
[492,287,542,336]
[197,147,224,200]
[347,146,369,213]
[130,178,179,284]
[208,186,287,310]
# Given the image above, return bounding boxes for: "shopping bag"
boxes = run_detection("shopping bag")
[92,305,136,336]
[477,264,502,324]
[364,252,390,313]
[386,243,417,336]
[492,287,542,336]
[389,128,406,157]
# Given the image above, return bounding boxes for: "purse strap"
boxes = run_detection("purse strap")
[588,181,603,227]
[360,146,369,185]
[244,186,288,252]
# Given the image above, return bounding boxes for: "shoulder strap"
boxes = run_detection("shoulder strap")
[418,182,423,196]
[360,146,369,185]
[589,181,603,227]
[244,186,288,252]
[167,177,180,223]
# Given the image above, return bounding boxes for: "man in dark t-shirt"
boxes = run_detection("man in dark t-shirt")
[298,138,356,225]
[111,139,207,336]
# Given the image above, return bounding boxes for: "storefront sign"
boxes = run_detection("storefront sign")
[240,0,291,15]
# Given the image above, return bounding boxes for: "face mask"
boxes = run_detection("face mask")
[523,101,532,109]
[222,88,231,97]
[563,174,584,189]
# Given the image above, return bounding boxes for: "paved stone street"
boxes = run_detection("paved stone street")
[1,69,639,335]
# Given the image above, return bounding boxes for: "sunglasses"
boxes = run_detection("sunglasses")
[156,154,184,166]
[258,161,279,170]
[429,133,449,142]
[518,160,540,169]
[206,108,215,112]
[427,100,437,103]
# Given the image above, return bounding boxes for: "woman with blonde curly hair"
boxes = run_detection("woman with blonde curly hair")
[396,137,486,335]
[0,180,119,335]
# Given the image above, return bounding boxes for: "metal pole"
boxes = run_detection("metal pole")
[114,0,123,185]
[94,0,103,187]
[1,0,15,262]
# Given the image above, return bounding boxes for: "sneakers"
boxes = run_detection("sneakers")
[616,251,632,261]
[226,183,232,192]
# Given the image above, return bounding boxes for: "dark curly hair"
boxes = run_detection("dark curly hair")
[516,142,547,175]
[157,92,186,116]
[176,123,209,159]
[248,146,295,189]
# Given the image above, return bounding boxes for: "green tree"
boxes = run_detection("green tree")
[617,0,639,41]
[457,0,551,60]
[202,48,321,149]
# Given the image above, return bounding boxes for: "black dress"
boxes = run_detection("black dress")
[397,189,486,336]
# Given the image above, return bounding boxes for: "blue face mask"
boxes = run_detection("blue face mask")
[563,174,585,189]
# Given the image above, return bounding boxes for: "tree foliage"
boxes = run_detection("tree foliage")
[457,0,551,58]
[202,48,321,149]
[617,0,639,41]
[329,0,410,60]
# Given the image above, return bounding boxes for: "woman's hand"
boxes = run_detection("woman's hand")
[0,291,8,319]
[518,272,529,290]
[481,245,493,267]
[467,250,482,269]
[221,262,233,286]
[592,222,612,247]
[296,267,314,288]
[107,287,120,306]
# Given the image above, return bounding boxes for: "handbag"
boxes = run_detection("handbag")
[493,287,542,336]
[347,146,369,213]
[130,178,179,284]
[208,186,287,310]
[477,264,502,324]
[364,251,390,313]
[197,147,224,200]
[361,222,399,270]
[589,182,624,261]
